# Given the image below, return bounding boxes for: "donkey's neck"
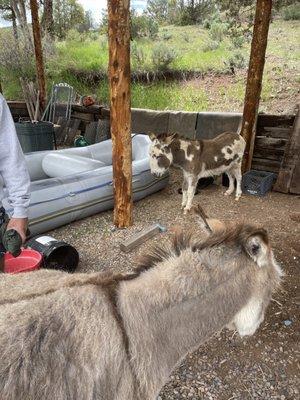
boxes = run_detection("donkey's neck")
[118,249,253,399]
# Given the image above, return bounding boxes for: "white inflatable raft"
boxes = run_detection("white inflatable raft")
[2,135,168,235]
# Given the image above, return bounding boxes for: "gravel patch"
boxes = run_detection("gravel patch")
[49,171,300,400]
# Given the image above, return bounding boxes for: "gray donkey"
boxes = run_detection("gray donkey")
[0,210,282,400]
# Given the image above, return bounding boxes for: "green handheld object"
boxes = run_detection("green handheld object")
[2,229,23,257]
[0,207,30,257]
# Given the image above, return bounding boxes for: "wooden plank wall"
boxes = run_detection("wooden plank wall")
[273,106,300,194]
[252,114,295,174]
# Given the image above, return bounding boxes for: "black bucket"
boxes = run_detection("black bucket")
[26,236,79,273]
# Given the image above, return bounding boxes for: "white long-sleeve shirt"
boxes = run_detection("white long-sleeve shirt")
[0,94,30,218]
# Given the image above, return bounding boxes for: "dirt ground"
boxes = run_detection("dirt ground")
[50,171,300,400]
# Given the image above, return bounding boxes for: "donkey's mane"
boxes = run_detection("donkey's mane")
[137,223,269,272]
[1,223,268,306]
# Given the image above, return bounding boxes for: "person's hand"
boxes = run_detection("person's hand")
[6,218,28,244]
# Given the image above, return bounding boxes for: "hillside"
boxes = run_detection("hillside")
[1,19,299,114]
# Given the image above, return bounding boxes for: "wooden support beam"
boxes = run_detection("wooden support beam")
[108,0,133,228]
[29,0,46,113]
[241,0,273,172]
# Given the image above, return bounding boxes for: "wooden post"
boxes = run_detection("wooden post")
[241,0,272,172]
[29,0,46,112]
[108,0,133,228]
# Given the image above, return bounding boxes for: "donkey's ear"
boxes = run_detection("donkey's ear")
[166,133,178,143]
[243,230,269,267]
[149,132,157,141]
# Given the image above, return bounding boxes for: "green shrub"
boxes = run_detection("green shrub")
[148,18,159,39]
[281,4,300,20]
[231,35,245,48]
[66,29,82,42]
[99,37,107,50]
[227,51,246,70]
[202,39,220,52]
[203,11,222,30]
[131,41,145,67]
[162,32,172,41]
[203,19,211,29]
[209,21,227,42]
[0,32,35,79]
[89,31,100,41]
[151,43,177,70]
[131,14,159,39]
[182,32,190,42]
[66,29,89,43]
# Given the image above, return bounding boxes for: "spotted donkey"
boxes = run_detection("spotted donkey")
[149,132,246,213]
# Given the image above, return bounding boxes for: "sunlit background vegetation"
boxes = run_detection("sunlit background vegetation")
[0,0,299,112]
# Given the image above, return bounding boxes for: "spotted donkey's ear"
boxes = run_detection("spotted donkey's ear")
[242,228,270,268]
[165,133,178,144]
[170,133,179,139]
[149,132,157,141]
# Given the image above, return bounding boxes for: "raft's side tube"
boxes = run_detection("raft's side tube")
[26,170,168,235]
[42,154,106,178]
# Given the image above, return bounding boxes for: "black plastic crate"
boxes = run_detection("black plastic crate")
[242,170,276,196]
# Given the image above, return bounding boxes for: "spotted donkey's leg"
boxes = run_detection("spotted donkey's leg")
[232,163,243,201]
[183,175,198,214]
[224,171,235,196]
[181,173,189,209]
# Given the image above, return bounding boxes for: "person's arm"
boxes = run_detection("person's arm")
[0,95,30,242]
